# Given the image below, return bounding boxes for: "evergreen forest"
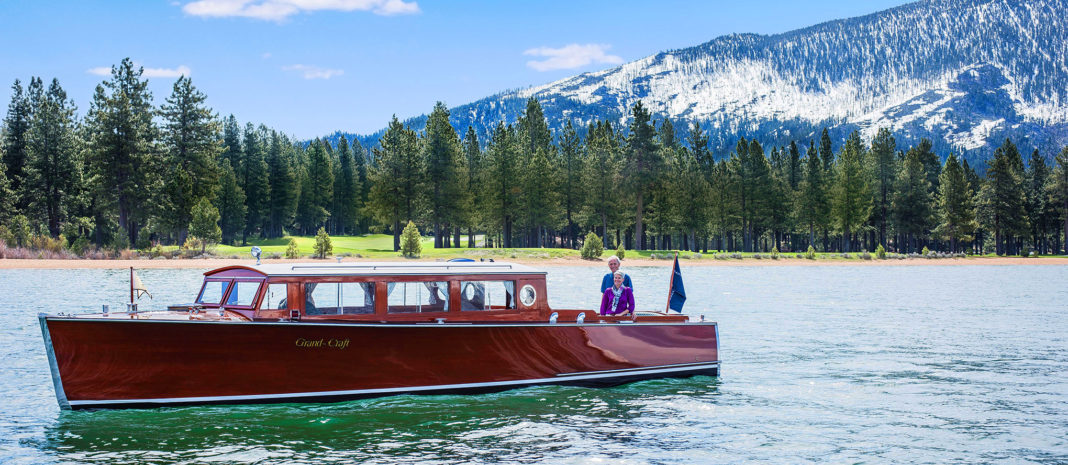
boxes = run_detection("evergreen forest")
[2,60,1068,257]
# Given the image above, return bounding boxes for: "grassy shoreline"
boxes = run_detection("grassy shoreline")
[2,255,1067,269]
[2,234,1066,268]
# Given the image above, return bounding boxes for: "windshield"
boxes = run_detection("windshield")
[225,280,263,307]
[196,280,230,305]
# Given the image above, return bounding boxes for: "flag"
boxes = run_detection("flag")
[667,253,686,312]
[132,271,152,300]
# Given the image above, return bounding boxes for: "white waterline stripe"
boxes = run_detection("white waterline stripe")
[67,363,720,407]
[555,361,719,377]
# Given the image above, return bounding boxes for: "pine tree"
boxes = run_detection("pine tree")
[266,131,298,237]
[673,143,711,251]
[220,115,242,168]
[870,128,897,247]
[314,226,333,259]
[515,99,558,248]
[481,122,520,247]
[558,120,584,249]
[819,127,834,173]
[582,121,621,248]
[935,153,977,252]
[687,121,713,178]
[892,149,932,253]
[215,158,246,244]
[796,141,829,249]
[297,139,333,233]
[580,231,603,259]
[333,137,360,235]
[0,161,14,223]
[285,238,299,258]
[1025,149,1051,253]
[400,220,422,258]
[962,158,985,253]
[352,139,370,234]
[765,146,792,252]
[423,102,466,248]
[645,120,682,250]
[623,101,662,250]
[658,118,678,151]
[158,76,220,243]
[461,126,481,247]
[189,197,222,253]
[1047,146,1068,254]
[241,123,270,242]
[709,158,739,251]
[733,138,773,252]
[769,146,785,173]
[516,98,557,247]
[84,58,161,246]
[787,140,802,191]
[516,98,554,161]
[2,79,32,210]
[519,138,559,248]
[910,138,941,194]
[830,131,872,252]
[367,116,423,250]
[980,139,1028,255]
[25,78,80,238]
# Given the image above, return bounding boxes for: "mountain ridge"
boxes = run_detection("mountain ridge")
[333,0,1068,164]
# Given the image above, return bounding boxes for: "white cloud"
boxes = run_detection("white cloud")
[283,64,344,79]
[523,43,623,72]
[143,65,192,78]
[86,64,191,78]
[182,0,419,21]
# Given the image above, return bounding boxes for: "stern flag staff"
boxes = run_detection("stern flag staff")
[666,252,686,313]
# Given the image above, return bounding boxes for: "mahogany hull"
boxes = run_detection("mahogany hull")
[40,316,719,410]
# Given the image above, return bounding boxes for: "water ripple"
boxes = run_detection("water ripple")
[1,265,1067,463]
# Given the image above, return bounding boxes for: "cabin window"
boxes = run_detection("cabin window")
[459,281,516,311]
[341,282,375,314]
[225,280,261,307]
[196,280,230,305]
[304,282,375,315]
[387,282,449,313]
[263,283,289,310]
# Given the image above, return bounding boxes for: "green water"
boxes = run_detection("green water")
[2,265,1067,463]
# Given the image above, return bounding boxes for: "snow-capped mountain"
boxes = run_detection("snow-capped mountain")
[354,0,1068,162]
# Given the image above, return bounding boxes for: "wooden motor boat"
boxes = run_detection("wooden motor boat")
[39,261,719,409]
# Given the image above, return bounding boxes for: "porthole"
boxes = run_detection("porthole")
[520,285,537,306]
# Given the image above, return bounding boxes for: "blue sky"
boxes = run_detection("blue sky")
[1,0,911,139]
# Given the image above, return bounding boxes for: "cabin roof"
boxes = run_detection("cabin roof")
[205,261,545,278]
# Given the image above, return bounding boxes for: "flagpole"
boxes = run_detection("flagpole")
[665,252,677,313]
[129,267,134,304]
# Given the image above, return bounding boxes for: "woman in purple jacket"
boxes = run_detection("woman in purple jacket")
[599,271,635,316]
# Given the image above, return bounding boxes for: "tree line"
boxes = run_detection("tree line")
[2,59,1067,256]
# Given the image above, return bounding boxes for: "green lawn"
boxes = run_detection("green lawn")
[206,234,584,260]
[180,235,1066,261]
[210,234,430,258]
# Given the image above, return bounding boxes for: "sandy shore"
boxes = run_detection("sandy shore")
[1,256,1066,269]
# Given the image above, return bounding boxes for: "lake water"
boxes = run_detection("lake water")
[1,264,1066,464]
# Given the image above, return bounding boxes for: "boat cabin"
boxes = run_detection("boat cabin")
[188,262,686,323]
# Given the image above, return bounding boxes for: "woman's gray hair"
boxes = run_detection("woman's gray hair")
[613,270,624,278]
[607,255,620,263]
